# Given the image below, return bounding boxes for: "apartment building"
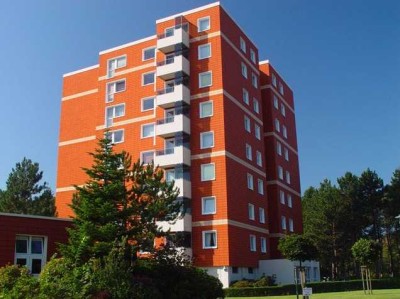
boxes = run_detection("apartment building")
[56,2,313,287]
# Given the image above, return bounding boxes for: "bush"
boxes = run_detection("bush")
[0,264,40,299]
[230,275,276,288]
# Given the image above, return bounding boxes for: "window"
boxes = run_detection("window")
[201,163,215,181]
[248,203,255,220]
[284,148,289,161]
[279,82,284,95]
[240,37,246,53]
[244,116,251,132]
[107,56,126,78]
[142,97,154,111]
[200,131,214,149]
[106,130,124,144]
[286,171,291,184]
[141,123,155,138]
[202,196,216,215]
[247,173,254,190]
[105,104,125,127]
[106,80,125,102]
[203,230,217,248]
[142,72,155,86]
[258,179,264,195]
[273,95,279,109]
[274,119,280,132]
[165,169,175,182]
[15,236,46,275]
[198,43,211,59]
[278,166,284,180]
[199,71,212,88]
[245,144,252,160]
[277,141,282,156]
[259,207,265,223]
[165,27,174,37]
[232,267,239,274]
[142,47,155,61]
[289,218,294,232]
[255,124,261,140]
[281,103,286,117]
[198,16,210,32]
[281,216,287,230]
[272,73,277,87]
[241,62,248,78]
[280,190,285,204]
[256,151,262,166]
[141,151,154,164]
[287,194,293,208]
[248,267,254,274]
[253,98,260,113]
[250,235,256,252]
[200,101,213,118]
[260,237,267,253]
[242,88,249,104]
[250,49,256,63]
[282,125,288,139]
[251,73,258,88]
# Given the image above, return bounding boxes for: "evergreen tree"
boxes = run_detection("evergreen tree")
[0,158,56,216]
[60,138,181,265]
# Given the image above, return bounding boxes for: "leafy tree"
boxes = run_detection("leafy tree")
[60,137,182,265]
[0,158,56,216]
[351,238,380,267]
[278,234,317,267]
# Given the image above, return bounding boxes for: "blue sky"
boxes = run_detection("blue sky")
[0,0,399,193]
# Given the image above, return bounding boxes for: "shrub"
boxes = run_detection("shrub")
[230,279,254,288]
[0,264,39,299]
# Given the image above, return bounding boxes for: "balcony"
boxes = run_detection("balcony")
[157,27,190,53]
[157,55,190,80]
[156,84,190,108]
[154,146,191,168]
[157,214,192,233]
[156,114,190,138]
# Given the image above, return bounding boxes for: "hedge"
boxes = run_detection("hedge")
[224,278,400,297]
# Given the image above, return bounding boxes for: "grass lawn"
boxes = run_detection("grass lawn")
[227,289,400,299]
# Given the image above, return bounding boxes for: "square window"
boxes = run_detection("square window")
[240,37,246,53]
[281,216,287,230]
[245,144,252,160]
[256,151,262,167]
[278,166,284,180]
[259,208,265,223]
[251,73,258,88]
[250,235,256,252]
[248,203,255,220]
[199,71,212,88]
[241,62,248,78]
[141,123,155,138]
[257,179,264,195]
[142,47,156,61]
[250,49,256,63]
[281,103,286,117]
[200,101,213,118]
[244,116,251,133]
[280,190,285,204]
[202,196,216,215]
[201,163,215,181]
[273,95,279,109]
[200,131,214,149]
[247,173,254,190]
[242,88,249,105]
[286,171,291,184]
[108,56,126,78]
[275,119,280,132]
[283,126,288,139]
[198,17,210,32]
[141,151,154,164]
[106,130,124,144]
[255,124,261,140]
[272,73,277,87]
[198,43,211,59]
[277,141,282,155]
[289,218,294,232]
[284,148,289,161]
[106,80,125,102]
[203,230,217,249]
[253,98,260,113]
[261,237,267,253]
[142,72,155,86]
[287,194,293,208]
[142,97,154,111]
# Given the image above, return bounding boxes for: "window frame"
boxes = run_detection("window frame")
[202,230,217,249]
[245,143,252,161]
[142,71,155,86]
[106,79,126,103]
[255,124,261,140]
[248,203,255,220]
[107,55,127,78]
[259,207,265,223]
[260,237,267,253]
[280,190,285,204]
[256,151,262,167]
[286,171,291,184]
[240,37,246,53]
[247,173,254,190]
[199,71,212,88]
[106,129,124,144]
[141,97,155,112]
[251,73,258,88]
[287,194,293,208]
[250,235,256,252]
[241,62,248,78]
[199,100,213,118]
[202,196,216,215]
[278,166,284,180]
[197,16,211,32]
[281,103,286,117]
[244,115,251,133]
[289,218,294,232]
[281,216,287,230]
[272,73,277,87]
[201,163,216,181]
[282,125,288,138]
[275,118,280,133]
[284,148,289,161]
[200,131,215,149]
[105,103,125,127]
[277,141,282,156]
[14,235,47,275]
[250,49,256,63]
[141,151,155,165]
[198,43,211,60]
[257,179,264,195]
[141,123,155,139]
[273,95,279,109]
[242,88,249,105]
[253,98,260,113]
[142,47,156,61]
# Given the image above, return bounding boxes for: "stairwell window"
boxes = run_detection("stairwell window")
[203,230,217,249]
[107,55,126,78]
[199,71,212,88]
[198,16,210,32]
[198,43,211,60]
[106,80,125,103]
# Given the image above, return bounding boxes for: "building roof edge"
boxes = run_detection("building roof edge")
[63,64,99,78]
[0,212,72,222]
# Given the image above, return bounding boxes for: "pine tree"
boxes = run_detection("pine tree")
[0,158,56,216]
[61,138,181,265]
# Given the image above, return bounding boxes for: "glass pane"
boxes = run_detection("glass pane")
[142,98,154,111]
[202,133,213,148]
[165,28,174,37]
[16,258,27,266]
[199,19,210,31]
[200,73,211,87]
[202,164,214,181]
[15,239,28,253]
[116,57,126,68]
[115,81,125,92]
[199,44,210,59]
[142,152,154,164]
[166,170,175,182]
[143,124,154,137]
[113,130,123,143]
[144,48,155,60]
[31,259,42,274]
[31,239,43,254]
[115,105,124,117]
[143,73,155,85]
[200,102,212,117]
[203,198,215,214]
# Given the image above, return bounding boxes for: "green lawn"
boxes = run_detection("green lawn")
[227,289,400,299]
